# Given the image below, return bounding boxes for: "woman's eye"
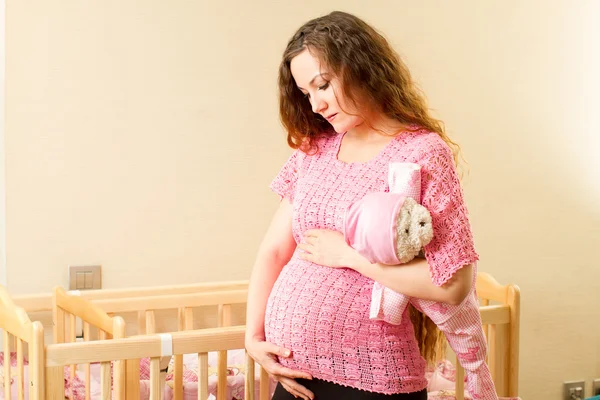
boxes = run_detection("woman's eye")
[318,82,330,91]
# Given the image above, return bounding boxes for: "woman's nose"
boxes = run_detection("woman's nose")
[311,94,326,114]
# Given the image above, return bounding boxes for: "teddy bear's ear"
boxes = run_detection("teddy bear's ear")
[403,196,417,209]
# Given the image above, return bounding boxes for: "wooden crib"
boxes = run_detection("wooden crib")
[2,281,255,400]
[0,273,520,400]
[52,285,253,400]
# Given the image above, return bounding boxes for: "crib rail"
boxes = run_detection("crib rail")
[0,285,45,400]
[44,326,270,400]
[91,289,248,315]
[12,281,250,313]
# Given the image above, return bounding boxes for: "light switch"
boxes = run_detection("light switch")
[84,272,93,289]
[76,272,85,289]
[69,265,102,290]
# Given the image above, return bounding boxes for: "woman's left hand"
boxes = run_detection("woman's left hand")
[298,229,358,268]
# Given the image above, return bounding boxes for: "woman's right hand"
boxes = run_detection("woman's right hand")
[246,337,314,400]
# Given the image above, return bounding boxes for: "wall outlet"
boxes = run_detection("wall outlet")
[564,380,585,400]
[68,265,102,290]
[593,379,600,396]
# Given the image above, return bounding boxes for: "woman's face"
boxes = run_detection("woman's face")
[290,49,364,134]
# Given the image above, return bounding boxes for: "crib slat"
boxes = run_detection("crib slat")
[46,366,65,400]
[85,364,91,400]
[4,331,11,400]
[53,306,65,344]
[131,311,146,400]
[84,322,91,400]
[198,352,209,400]
[125,359,141,400]
[217,350,227,400]
[490,323,508,396]
[69,313,76,341]
[138,310,146,334]
[218,304,232,327]
[17,338,24,400]
[217,304,232,400]
[100,361,111,400]
[29,322,45,400]
[150,357,161,400]
[146,310,156,334]
[173,353,183,400]
[69,314,77,400]
[179,307,194,400]
[111,317,126,400]
[507,285,520,397]
[245,351,255,400]
[489,323,497,385]
[455,355,465,400]
[173,308,185,400]
[185,308,194,330]
[160,367,168,400]
[259,367,270,400]
[99,327,109,399]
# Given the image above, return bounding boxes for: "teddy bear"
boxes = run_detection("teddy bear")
[345,192,433,266]
[342,162,499,400]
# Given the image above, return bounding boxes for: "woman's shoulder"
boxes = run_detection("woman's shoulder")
[394,127,453,161]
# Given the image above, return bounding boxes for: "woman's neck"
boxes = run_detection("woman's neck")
[347,114,407,141]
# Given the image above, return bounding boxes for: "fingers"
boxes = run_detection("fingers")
[261,341,293,358]
[280,380,305,400]
[297,242,313,253]
[255,342,312,379]
[298,251,316,263]
[249,339,314,394]
[272,364,313,380]
[279,376,314,400]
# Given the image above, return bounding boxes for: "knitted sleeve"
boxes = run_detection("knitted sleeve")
[269,148,306,203]
[420,139,479,286]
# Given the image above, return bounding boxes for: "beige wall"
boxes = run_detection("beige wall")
[4,1,599,399]
[0,0,5,286]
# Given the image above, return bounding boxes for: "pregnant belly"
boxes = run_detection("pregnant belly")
[264,257,374,377]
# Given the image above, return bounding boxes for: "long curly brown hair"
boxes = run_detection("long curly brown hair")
[278,11,454,365]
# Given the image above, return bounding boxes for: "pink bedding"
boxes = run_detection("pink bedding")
[0,352,84,399]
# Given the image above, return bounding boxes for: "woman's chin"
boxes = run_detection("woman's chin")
[331,122,348,134]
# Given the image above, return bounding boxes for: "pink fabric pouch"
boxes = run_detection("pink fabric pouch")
[344,192,407,265]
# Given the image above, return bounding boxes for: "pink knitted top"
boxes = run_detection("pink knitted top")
[264,128,479,394]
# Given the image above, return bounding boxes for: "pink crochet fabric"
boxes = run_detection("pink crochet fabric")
[264,128,479,394]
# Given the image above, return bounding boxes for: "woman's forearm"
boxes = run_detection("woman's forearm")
[345,251,473,305]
